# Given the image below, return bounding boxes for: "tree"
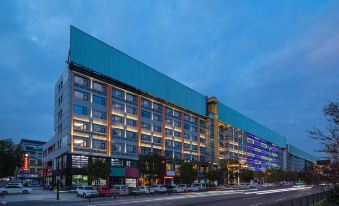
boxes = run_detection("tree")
[309,96,339,184]
[0,138,23,178]
[239,169,254,183]
[179,162,197,184]
[206,169,221,183]
[137,153,164,191]
[87,159,110,187]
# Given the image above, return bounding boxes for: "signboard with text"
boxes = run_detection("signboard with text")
[22,154,29,171]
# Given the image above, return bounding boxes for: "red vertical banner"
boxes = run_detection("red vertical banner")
[22,154,29,171]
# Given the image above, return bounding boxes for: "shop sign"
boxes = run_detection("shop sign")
[22,154,29,171]
[166,170,175,177]
[125,178,137,187]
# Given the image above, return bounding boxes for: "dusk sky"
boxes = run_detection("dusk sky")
[1,0,338,157]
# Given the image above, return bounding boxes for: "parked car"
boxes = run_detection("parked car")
[170,185,185,193]
[76,186,98,198]
[98,187,113,197]
[187,184,199,192]
[112,185,129,195]
[137,186,150,194]
[191,183,207,191]
[150,185,167,193]
[177,184,188,192]
[0,185,32,195]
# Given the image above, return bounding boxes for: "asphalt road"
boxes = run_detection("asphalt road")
[0,186,324,206]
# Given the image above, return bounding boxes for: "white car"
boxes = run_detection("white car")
[191,183,207,191]
[1,185,32,195]
[76,186,98,198]
[112,185,129,196]
[177,184,188,192]
[187,184,199,192]
[137,186,150,194]
[150,185,167,193]
[171,185,185,193]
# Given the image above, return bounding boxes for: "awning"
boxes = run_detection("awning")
[110,167,125,177]
[125,168,139,178]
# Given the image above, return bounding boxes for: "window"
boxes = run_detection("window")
[166,107,172,115]
[73,136,89,148]
[74,105,88,115]
[127,145,137,153]
[112,101,124,111]
[174,141,181,148]
[93,81,106,92]
[184,154,191,160]
[200,138,206,143]
[141,147,151,155]
[174,120,181,128]
[166,128,172,136]
[93,110,106,119]
[126,131,137,140]
[141,122,151,130]
[112,88,124,99]
[165,140,172,147]
[142,99,151,107]
[166,116,172,124]
[112,143,123,152]
[112,128,124,138]
[184,133,190,140]
[141,134,151,142]
[200,147,206,153]
[200,128,206,135]
[93,124,106,133]
[73,120,89,131]
[93,95,106,106]
[153,136,162,144]
[192,145,198,151]
[126,93,137,103]
[184,123,190,130]
[184,114,190,122]
[126,106,137,115]
[165,151,172,158]
[112,115,124,124]
[153,148,161,155]
[74,75,89,87]
[72,155,88,168]
[184,143,190,149]
[153,125,162,133]
[92,139,106,150]
[74,90,89,101]
[174,131,181,138]
[153,103,162,111]
[126,119,137,127]
[173,110,181,118]
[192,155,198,161]
[191,117,198,124]
[192,135,198,141]
[141,110,151,118]
[192,126,198,132]
[153,114,162,122]
[174,152,181,159]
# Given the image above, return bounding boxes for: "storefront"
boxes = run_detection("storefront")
[109,167,125,186]
[125,168,139,187]
[164,170,175,186]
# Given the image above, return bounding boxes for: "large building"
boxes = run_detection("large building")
[42,26,314,188]
[284,144,317,172]
[18,139,45,186]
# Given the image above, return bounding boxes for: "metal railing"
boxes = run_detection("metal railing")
[269,192,327,206]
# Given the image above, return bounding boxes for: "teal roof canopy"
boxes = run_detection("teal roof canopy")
[218,103,286,148]
[69,26,207,116]
[287,144,318,162]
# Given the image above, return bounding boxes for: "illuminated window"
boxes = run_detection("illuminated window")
[92,139,106,150]
[127,118,137,127]
[112,88,124,99]
[73,120,89,131]
[73,137,89,148]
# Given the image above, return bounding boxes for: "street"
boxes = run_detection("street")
[0,186,323,206]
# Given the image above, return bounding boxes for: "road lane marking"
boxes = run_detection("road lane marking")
[249,203,262,206]
[275,198,287,201]
[245,196,259,200]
